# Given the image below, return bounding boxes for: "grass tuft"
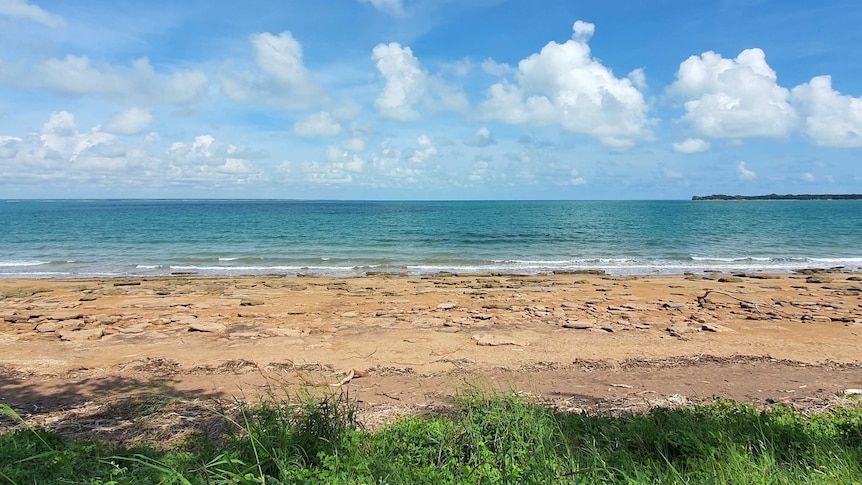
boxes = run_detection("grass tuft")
[1,393,860,484]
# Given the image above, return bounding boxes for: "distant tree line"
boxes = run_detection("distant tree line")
[692,194,862,201]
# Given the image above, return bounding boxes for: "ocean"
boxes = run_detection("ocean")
[1,199,860,278]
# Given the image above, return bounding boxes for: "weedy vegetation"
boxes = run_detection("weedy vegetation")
[1,392,861,484]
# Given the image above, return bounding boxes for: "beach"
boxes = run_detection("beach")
[2,271,861,440]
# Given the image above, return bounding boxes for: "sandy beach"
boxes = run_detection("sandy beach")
[2,271,861,441]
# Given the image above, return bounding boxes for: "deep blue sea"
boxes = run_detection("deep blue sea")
[1,199,860,278]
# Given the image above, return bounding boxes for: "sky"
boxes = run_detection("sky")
[0,0,860,200]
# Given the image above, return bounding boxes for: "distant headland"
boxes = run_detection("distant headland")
[692,194,862,201]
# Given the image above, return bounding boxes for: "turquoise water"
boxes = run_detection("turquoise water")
[1,199,860,278]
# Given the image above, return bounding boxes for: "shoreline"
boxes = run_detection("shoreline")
[1,263,858,281]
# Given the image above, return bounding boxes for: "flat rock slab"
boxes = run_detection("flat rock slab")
[563,320,595,330]
[59,327,104,341]
[666,324,698,337]
[117,323,151,334]
[171,315,199,325]
[261,327,303,337]
[471,334,524,346]
[188,322,227,333]
[35,321,71,333]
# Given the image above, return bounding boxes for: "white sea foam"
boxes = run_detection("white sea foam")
[689,256,800,262]
[0,260,47,267]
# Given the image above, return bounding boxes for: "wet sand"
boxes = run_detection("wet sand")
[1,271,861,441]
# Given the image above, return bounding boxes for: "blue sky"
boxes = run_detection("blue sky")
[0,0,860,199]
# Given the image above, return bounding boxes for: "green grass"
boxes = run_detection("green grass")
[2,394,861,484]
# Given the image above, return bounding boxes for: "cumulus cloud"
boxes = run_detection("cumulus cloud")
[567,168,586,186]
[372,43,424,121]
[736,161,756,180]
[408,135,437,164]
[221,31,326,111]
[166,135,262,182]
[293,111,342,137]
[668,48,796,139]
[342,137,366,153]
[478,20,653,149]
[278,156,363,186]
[572,20,595,40]
[791,75,862,147]
[627,68,647,90]
[481,59,512,77]
[0,0,65,27]
[41,111,116,161]
[465,127,496,147]
[0,111,130,178]
[0,136,20,158]
[279,133,367,186]
[372,42,467,121]
[0,111,267,189]
[102,107,153,135]
[802,172,816,182]
[358,0,403,16]
[0,56,206,106]
[322,143,365,172]
[672,137,709,154]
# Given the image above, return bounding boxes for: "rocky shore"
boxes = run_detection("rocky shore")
[2,271,861,439]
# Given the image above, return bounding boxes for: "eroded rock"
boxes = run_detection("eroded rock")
[471,334,523,346]
[59,327,103,341]
[188,322,227,333]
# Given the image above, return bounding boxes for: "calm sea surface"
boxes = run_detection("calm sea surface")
[1,199,860,278]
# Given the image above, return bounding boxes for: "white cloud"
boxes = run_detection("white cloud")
[478,20,653,149]
[567,168,586,186]
[0,0,65,27]
[0,111,135,179]
[102,107,153,135]
[408,134,437,164]
[372,43,424,121]
[293,111,342,137]
[166,135,262,182]
[41,111,115,161]
[802,172,815,182]
[322,146,364,171]
[371,138,408,180]
[0,56,206,106]
[672,137,709,154]
[736,161,756,180]
[342,137,366,153]
[481,59,512,77]
[465,127,496,147]
[0,111,271,191]
[572,20,595,40]
[791,75,862,147]
[0,136,21,158]
[221,31,326,111]
[358,0,403,16]
[627,68,647,90]
[372,42,467,121]
[468,159,489,182]
[278,155,363,185]
[668,48,796,139]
